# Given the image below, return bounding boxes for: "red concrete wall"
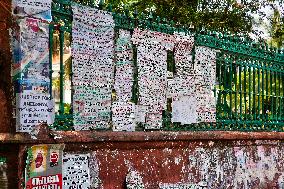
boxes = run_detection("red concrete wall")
[13,131,284,189]
[0,0,13,133]
[63,140,284,189]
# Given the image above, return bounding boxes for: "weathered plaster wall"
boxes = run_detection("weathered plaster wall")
[51,137,284,189]
[0,0,13,133]
[78,140,284,189]
[4,131,284,188]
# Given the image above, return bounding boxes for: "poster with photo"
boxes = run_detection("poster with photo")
[25,144,65,189]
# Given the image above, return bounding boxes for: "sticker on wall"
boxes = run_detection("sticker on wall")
[72,3,115,130]
[25,144,65,189]
[126,170,145,189]
[132,28,176,129]
[159,182,206,189]
[63,153,91,189]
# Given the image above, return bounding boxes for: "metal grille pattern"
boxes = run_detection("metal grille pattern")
[49,0,284,131]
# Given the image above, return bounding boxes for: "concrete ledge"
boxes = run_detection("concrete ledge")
[0,131,284,144]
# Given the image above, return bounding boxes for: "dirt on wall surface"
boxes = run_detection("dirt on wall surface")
[57,139,284,189]
[0,0,13,133]
[12,131,284,188]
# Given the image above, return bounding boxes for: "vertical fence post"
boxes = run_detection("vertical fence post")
[248,60,251,120]
[49,24,54,98]
[261,61,265,121]
[59,25,65,115]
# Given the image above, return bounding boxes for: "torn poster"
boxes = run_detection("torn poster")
[112,101,135,131]
[172,96,198,125]
[12,0,52,21]
[0,157,8,189]
[194,46,217,122]
[89,152,102,188]
[11,18,50,88]
[25,144,65,189]
[63,153,91,189]
[126,170,145,189]
[114,29,134,102]
[72,3,115,130]
[174,34,195,78]
[132,28,176,129]
[167,34,197,124]
[170,35,217,124]
[111,30,136,131]
[10,18,54,132]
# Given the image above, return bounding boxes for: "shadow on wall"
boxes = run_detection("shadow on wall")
[0,0,13,132]
[0,50,10,132]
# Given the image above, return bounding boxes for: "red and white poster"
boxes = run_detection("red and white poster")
[25,144,65,189]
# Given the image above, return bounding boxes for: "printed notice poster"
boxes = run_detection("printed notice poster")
[72,3,115,130]
[25,144,65,189]
[63,153,91,189]
[16,92,55,132]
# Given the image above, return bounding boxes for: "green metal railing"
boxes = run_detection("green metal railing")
[49,0,284,131]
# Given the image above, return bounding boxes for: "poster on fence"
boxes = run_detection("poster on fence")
[25,144,65,189]
[12,0,52,21]
[112,29,136,131]
[10,17,54,132]
[16,91,55,132]
[72,3,115,130]
[132,28,176,129]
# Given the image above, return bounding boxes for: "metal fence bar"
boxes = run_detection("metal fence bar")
[59,26,65,115]
[49,25,54,98]
[49,0,284,131]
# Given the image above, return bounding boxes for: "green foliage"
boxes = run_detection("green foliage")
[269,8,284,48]
[104,0,281,34]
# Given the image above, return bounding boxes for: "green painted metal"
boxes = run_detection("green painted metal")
[49,0,284,131]
[49,25,54,97]
[59,26,65,115]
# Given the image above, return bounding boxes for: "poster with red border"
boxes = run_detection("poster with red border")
[25,144,64,189]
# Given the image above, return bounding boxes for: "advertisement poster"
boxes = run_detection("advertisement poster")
[10,17,54,132]
[25,144,65,189]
